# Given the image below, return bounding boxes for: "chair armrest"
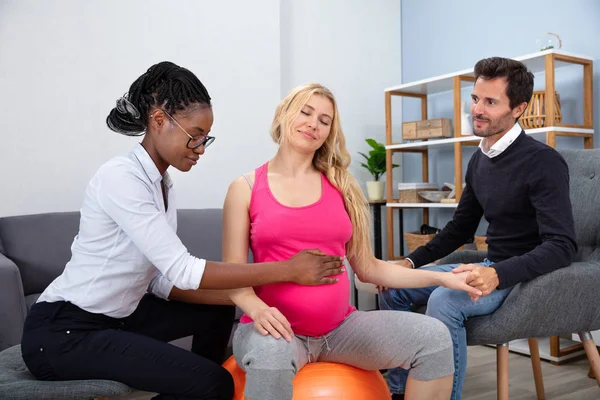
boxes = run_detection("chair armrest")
[437,250,487,266]
[466,261,600,345]
[0,253,27,351]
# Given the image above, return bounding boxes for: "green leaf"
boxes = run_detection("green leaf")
[365,138,379,149]
[358,138,400,180]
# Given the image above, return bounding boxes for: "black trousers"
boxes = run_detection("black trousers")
[21,295,236,400]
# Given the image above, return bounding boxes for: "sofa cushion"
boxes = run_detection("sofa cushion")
[177,209,224,262]
[0,345,132,399]
[24,294,41,314]
[0,212,80,296]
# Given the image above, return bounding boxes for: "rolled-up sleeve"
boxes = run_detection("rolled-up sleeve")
[148,273,174,300]
[96,166,205,291]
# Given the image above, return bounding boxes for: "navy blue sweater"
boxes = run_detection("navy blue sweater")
[409,131,577,289]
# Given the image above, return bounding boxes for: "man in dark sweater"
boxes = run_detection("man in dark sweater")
[380,57,577,400]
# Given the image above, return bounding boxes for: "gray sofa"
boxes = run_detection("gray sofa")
[0,208,241,352]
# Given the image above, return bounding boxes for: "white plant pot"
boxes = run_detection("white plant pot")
[366,181,385,201]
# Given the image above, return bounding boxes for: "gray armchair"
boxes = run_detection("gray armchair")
[438,149,600,399]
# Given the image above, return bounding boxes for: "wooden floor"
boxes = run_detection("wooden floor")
[463,346,599,399]
[116,346,599,400]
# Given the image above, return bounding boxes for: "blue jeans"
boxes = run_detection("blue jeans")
[378,260,513,400]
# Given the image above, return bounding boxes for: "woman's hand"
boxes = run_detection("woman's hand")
[250,307,294,342]
[439,271,483,300]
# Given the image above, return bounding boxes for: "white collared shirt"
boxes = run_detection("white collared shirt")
[38,144,205,318]
[478,122,522,158]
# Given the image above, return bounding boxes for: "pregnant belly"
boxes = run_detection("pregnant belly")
[255,280,353,336]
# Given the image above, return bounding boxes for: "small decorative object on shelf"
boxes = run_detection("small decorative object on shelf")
[460,101,473,136]
[536,32,562,51]
[442,182,466,200]
[402,118,452,141]
[359,138,399,201]
[418,190,449,203]
[519,90,562,128]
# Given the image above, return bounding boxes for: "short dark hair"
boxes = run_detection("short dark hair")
[106,61,212,136]
[474,57,534,110]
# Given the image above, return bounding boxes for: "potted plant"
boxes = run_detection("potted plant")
[358,138,398,201]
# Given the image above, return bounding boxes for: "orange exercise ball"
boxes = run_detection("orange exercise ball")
[222,355,391,400]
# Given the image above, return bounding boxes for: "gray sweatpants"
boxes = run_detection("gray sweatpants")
[232,310,454,400]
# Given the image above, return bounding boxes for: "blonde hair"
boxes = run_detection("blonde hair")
[270,83,373,261]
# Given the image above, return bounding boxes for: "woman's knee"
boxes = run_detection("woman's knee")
[410,317,454,380]
[234,333,298,400]
[236,332,298,372]
[420,317,452,352]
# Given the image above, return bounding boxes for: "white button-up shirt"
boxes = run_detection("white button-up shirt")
[479,122,523,158]
[38,144,205,318]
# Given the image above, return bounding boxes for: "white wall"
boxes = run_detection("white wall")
[0,0,281,216]
[280,0,403,186]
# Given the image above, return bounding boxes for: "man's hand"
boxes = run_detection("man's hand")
[452,264,499,299]
[378,259,413,291]
[287,249,345,286]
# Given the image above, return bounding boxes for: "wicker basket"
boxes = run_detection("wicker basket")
[519,90,562,129]
[474,236,488,251]
[398,183,438,203]
[404,231,436,253]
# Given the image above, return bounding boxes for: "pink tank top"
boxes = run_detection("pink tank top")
[239,162,355,336]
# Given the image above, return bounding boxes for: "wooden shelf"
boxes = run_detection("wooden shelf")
[386,126,594,151]
[385,49,593,95]
[386,202,458,208]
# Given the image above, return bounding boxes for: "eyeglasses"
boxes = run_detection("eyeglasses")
[158,109,215,150]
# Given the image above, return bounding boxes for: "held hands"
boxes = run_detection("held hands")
[452,264,500,301]
[440,270,484,298]
[287,249,345,286]
[250,306,294,342]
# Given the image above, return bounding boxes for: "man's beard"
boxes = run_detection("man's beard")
[472,111,513,138]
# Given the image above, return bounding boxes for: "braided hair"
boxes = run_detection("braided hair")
[106,61,211,136]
